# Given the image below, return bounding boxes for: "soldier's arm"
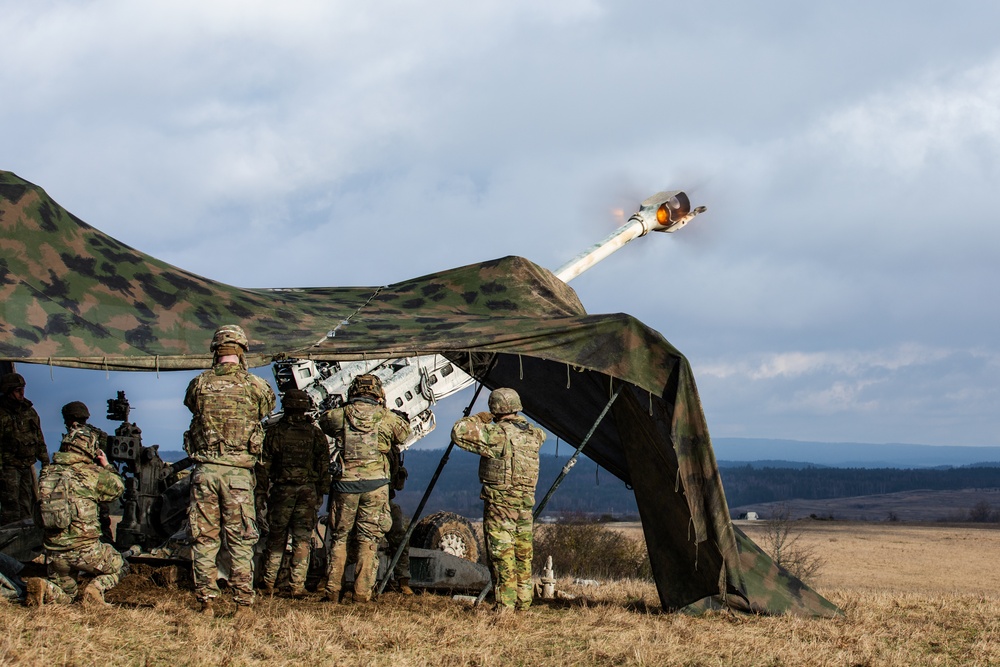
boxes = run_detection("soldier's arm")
[183,377,199,413]
[248,375,277,419]
[30,408,49,465]
[450,417,498,457]
[94,466,126,503]
[318,409,344,439]
[314,429,331,491]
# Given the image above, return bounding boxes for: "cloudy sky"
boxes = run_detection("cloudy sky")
[2,1,998,453]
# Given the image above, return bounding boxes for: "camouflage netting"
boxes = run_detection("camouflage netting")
[0,170,839,616]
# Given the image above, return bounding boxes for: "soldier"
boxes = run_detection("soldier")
[258,389,329,597]
[0,372,48,525]
[319,374,410,603]
[58,402,114,543]
[184,324,276,618]
[25,401,127,607]
[451,388,545,611]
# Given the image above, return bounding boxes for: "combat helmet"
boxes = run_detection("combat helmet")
[0,372,26,394]
[348,374,385,403]
[488,388,522,415]
[210,324,249,353]
[61,401,90,424]
[282,388,313,412]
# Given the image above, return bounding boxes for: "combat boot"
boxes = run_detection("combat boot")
[397,577,414,596]
[198,598,215,618]
[25,577,46,607]
[289,586,307,599]
[259,581,275,595]
[81,584,109,608]
[351,590,372,603]
[233,604,254,622]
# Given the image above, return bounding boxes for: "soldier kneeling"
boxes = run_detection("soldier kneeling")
[25,401,127,607]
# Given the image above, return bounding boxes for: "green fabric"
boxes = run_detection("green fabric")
[0,169,839,615]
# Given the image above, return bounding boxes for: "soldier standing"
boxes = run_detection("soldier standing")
[0,372,48,525]
[319,374,410,603]
[25,401,127,607]
[451,388,545,611]
[259,388,329,597]
[184,324,276,617]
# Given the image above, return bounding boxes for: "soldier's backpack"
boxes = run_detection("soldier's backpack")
[36,470,73,530]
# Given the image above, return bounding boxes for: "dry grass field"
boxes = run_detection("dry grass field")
[3,521,999,666]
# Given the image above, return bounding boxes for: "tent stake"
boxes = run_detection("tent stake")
[475,383,623,605]
[376,354,498,597]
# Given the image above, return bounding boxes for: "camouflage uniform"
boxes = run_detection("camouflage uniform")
[319,387,410,602]
[30,424,126,604]
[185,360,276,608]
[451,389,545,610]
[0,375,48,525]
[259,410,329,594]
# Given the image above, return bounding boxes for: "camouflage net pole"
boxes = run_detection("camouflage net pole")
[475,384,622,605]
[376,355,497,597]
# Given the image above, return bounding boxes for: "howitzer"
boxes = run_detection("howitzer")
[105,391,192,551]
[272,190,706,450]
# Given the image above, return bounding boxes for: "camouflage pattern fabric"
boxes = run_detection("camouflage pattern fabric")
[319,401,410,486]
[483,499,534,609]
[37,539,126,603]
[39,447,124,552]
[0,169,839,615]
[33,446,126,602]
[188,463,258,605]
[325,484,391,595]
[452,413,544,609]
[259,412,329,590]
[0,394,47,523]
[184,363,276,469]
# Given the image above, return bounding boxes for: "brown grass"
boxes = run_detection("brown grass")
[3,522,999,666]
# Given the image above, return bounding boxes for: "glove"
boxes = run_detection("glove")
[475,411,494,424]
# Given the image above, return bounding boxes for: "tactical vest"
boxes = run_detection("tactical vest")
[188,370,264,456]
[477,420,541,491]
[272,421,321,484]
[343,409,383,465]
[37,467,74,530]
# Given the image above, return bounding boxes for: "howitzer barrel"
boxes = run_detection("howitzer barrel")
[554,190,705,282]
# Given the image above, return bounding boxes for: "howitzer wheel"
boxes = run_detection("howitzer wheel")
[409,511,481,563]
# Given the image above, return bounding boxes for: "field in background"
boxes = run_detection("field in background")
[3,521,999,666]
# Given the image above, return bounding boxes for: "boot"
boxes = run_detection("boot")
[353,541,378,602]
[259,581,275,595]
[198,598,215,618]
[81,584,109,608]
[289,586,307,599]
[25,577,46,607]
[397,577,414,596]
[233,604,254,621]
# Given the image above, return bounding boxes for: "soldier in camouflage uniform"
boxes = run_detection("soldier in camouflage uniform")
[319,374,410,603]
[58,401,114,543]
[0,372,49,525]
[451,388,545,610]
[258,388,329,597]
[25,401,127,607]
[184,324,276,617]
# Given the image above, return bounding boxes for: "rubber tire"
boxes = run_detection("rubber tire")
[409,511,481,563]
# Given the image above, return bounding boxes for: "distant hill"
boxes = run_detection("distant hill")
[713,438,1000,468]
[154,440,1000,522]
